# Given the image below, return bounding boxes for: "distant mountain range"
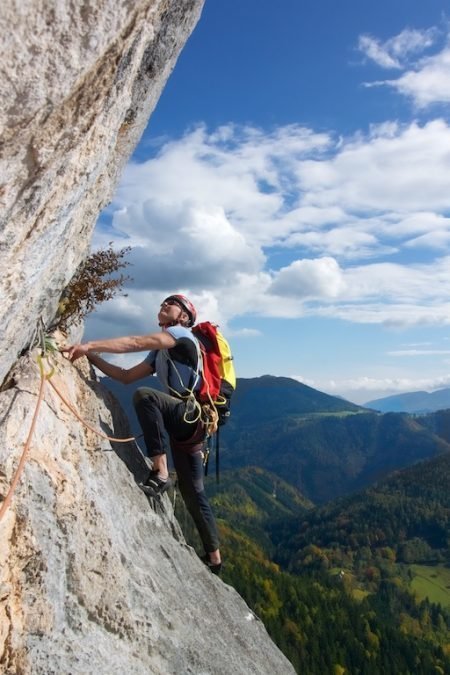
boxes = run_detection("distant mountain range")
[102,374,450,504]
[364,387,450,413]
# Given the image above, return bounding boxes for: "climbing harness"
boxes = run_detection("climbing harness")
[163,345,220,436]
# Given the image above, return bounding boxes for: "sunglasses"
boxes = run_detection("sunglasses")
[161,298,183,309]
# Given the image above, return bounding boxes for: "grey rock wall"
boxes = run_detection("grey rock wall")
[0,351,295,674]
[0,0,204,385]
[0,6,297,674]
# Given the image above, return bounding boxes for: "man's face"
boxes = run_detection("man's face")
[158,298,187,325]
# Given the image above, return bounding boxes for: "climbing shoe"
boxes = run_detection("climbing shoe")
[200,553,222,576]
[139,471,172,498]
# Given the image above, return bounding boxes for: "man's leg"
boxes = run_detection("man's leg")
[172,447,221,570]
[133,388,186,493]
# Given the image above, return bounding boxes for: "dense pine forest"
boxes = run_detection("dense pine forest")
[272,451,450,571]
[174,461,450,674]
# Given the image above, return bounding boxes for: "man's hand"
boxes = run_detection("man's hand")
[61,343,90,362]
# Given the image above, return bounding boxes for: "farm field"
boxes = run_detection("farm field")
[410,565,450,608]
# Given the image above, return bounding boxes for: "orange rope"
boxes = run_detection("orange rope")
[0,358,47,523]
[47,377,138,443]
[0,359,141,524]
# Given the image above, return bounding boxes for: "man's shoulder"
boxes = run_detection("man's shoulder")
[166,325,195,341]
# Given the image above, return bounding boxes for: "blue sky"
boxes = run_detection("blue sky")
[88,0,450,404]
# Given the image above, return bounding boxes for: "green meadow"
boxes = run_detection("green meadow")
[410,565,450,608]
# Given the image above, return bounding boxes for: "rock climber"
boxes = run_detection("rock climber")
[63,294,222,574]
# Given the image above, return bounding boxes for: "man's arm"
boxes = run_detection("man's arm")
[63,331,176,362]
[87,354,154,384]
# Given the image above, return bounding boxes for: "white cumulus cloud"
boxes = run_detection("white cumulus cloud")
[383,47,450,108]
[91,120,450,331]
[269,257,345,299]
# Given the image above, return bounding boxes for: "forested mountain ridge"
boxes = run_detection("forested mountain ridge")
[272,450,450,573]
[229,375,363,424]
[417,408,450,444]
[222,407,450,503]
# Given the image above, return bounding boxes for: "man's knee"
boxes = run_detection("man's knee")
[193,478,205,493]
[133,387,156,408]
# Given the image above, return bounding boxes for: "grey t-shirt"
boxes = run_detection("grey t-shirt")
[144,325,202,398]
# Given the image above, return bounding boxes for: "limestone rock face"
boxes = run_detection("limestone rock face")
[0,0,204,385]
[0,5,296,673]
[0,352,295,674]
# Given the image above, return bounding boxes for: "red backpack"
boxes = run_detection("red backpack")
[192,322,236,426]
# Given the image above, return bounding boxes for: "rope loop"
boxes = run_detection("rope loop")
[0,356,140,524]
